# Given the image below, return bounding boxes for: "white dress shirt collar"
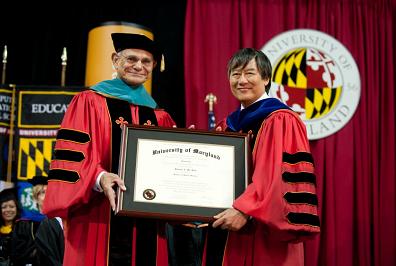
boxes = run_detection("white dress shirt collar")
[240,93,270,110]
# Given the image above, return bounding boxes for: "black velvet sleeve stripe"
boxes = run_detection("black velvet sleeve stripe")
[48,169,80,183]
[56,129,91,144]
[283,152,314,164]
[54,149,85,162]
[282,172,316,185]
[284,192,318,206]
[286,212,320,227]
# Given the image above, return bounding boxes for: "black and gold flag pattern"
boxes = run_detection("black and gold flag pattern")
[18,138,56,180]
[273,48,307,88]
[305,87,341,119]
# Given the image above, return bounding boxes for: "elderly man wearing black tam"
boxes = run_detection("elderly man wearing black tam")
[42,33,176,266]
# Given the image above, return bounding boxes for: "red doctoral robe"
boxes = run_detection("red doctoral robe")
[217,109,320,266]
[42,90,176,266]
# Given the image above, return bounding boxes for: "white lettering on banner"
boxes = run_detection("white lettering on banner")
[18,129,58,137]
[0,128,11,134]
[0,95,12,123]
[0,95,12,103]
[266,33,338,57]
[31,103,68,114]
[0,112,10,121]
[0,103,10,111]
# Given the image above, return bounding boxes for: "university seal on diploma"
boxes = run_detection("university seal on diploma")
[143,189,156,200]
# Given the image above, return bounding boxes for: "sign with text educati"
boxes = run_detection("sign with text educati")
[14,86,82,181]
[0,86,14,180]
[262,29,361,140]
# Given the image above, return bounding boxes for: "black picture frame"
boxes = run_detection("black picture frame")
[115,124,250,222]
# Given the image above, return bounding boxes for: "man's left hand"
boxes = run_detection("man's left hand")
[212,208,249,231]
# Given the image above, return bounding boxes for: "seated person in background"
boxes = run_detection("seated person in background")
[0,188,20,263]
[11,176,64,266]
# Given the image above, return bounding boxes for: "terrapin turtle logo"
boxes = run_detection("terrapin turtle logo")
[261,29,360,140]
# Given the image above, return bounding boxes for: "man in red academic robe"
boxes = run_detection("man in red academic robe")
[211,48,320,266]
[43,33,175,266]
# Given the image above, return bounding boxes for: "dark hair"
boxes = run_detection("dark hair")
[227,48,272,93]
[0,188,21,226]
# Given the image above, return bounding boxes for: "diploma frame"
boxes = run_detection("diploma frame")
[115,124,250,222]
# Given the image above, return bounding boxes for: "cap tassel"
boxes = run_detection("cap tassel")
[160,54,165,72]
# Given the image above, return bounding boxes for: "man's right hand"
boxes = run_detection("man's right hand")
[100,172,127,211]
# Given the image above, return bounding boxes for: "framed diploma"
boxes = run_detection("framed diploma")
[115,125,250,222]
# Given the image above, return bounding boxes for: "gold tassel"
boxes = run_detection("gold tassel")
[160,54,165,72]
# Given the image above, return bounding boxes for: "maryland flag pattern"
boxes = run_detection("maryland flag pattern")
[18,138,55,179]
[272,47,343,120]
[305,86,341,118]
[273,48,307,88]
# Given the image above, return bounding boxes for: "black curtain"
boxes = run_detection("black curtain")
[0,2,187,126]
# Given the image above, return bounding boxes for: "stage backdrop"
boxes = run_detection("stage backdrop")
[184,0,395,265]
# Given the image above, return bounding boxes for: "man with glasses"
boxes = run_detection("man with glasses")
[42,33,176,266]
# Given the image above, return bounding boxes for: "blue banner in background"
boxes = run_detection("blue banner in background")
[16,181,46,222]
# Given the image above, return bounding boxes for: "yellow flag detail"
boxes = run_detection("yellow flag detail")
[18,138,55,180]
[273,48,307,89]
[305,86,342,119]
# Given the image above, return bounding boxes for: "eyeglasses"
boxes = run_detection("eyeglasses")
[118,54,154,67]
